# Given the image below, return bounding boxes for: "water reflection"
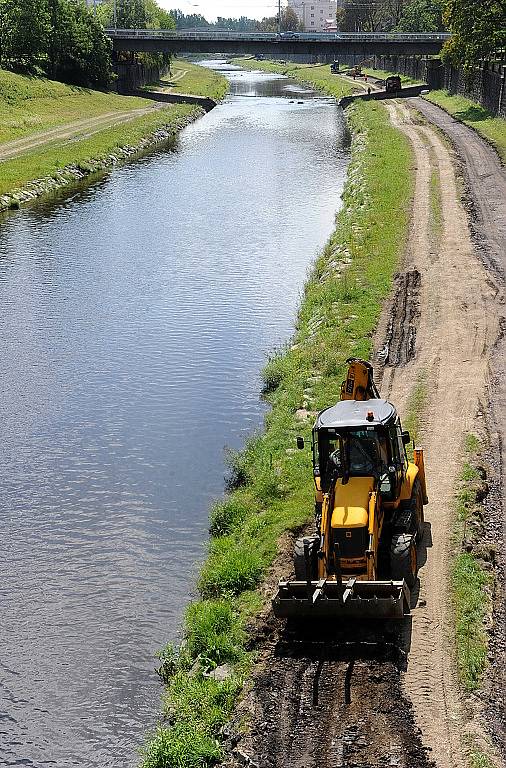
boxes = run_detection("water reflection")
[0,67,349,767]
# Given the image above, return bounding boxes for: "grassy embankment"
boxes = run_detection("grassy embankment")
[141,75,413,768]
[0,64,228,197]
[423,90,506,163]
[157,59,229,100]
[231,57,355,98]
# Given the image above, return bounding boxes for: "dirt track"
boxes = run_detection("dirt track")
[379,101,500,768]
[0,104,162,162]
[223,99,505,768]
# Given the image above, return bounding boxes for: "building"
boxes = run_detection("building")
[289,0,338,31]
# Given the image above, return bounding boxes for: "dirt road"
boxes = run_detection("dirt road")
[223,99,504,768]
[378,100,500,768]
[0,104,163,162]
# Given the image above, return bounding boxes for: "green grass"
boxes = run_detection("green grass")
[0,104,199,197]
[451,434,492,692]
[231,57,354,99]
[402,373,428,457]
[429,166,443,244]
[423,90,506,162]
[468,746,495,768]
[158,59,229,101]
[0,68,151,145]
[0,62,227,199]
[141,67,413,768]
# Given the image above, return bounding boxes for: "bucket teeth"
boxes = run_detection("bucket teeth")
[272,579,410,619]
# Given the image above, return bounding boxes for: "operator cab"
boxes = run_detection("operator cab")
[312,398,410,501]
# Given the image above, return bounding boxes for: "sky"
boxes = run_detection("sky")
[159,0,284,22]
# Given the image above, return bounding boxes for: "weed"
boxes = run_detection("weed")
[184,599,245,668]
[198,536,264,598]
[209,494,251,537]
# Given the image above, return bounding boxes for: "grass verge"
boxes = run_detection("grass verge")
[157,59,229,101]
[140,68,413,768]
[429,166,443,244]
[0,68,152,145]
[451,433,493,691]
[0,104,199,197]
[402,372,428,459]
[423,90,506,163]
[231,57,354,99]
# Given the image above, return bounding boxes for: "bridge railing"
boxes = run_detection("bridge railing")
[105,28,450,42]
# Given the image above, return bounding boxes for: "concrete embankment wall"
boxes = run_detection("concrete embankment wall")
[129,89,216,112]
[114,61,168,94]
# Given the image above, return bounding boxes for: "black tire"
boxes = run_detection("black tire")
[294,535,319,580]
[390,532,417,588]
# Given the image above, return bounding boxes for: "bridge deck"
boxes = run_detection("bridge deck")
[106,30,450,56]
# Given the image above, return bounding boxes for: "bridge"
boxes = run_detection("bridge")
[106,30,450,57]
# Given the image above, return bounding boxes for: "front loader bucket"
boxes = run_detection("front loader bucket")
[273,578,410,620]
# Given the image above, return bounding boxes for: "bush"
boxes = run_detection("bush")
[261,354,285,394]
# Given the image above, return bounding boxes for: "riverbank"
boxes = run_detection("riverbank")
[0,62,228,210]
[154,59,229,101]
[141,85,414,767]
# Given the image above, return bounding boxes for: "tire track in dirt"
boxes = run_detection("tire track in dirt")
[377,101,500,768]
[227,631,435,768]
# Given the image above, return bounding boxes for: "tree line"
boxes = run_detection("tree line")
[0,0,175,88]
[0,0,112,86]
[0,0,502,90]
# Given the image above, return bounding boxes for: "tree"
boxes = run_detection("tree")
[441,0,504,69]
[256,7,302,31]
[46,0,112,86]
[396,0,443,31]
[0,0,51,70]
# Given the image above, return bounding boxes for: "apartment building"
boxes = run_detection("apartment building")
[289,0,338,31]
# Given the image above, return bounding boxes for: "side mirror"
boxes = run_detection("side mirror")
[401,430,411,445]
[296,436,305,450]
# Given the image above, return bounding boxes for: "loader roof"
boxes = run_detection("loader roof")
[316,398,396,429]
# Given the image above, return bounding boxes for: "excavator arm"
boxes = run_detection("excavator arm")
[340,358,380,401]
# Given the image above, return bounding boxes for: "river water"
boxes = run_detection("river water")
[0,64,349,767]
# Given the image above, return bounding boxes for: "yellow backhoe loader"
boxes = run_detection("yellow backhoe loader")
[273,358,428,620]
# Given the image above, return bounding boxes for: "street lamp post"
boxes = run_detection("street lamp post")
[278,0,281,33]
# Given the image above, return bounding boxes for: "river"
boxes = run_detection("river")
[0,63,349,767]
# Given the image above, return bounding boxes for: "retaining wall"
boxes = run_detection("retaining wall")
[114,62,167,93]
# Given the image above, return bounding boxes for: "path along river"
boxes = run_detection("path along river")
[0,63,349,767]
